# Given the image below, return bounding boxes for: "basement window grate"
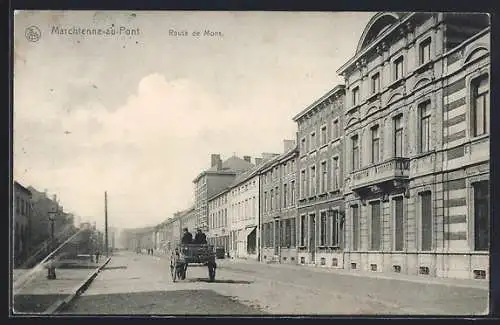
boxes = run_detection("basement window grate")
[419,266,430,275]
[393,265,401,273]
[370,264,377,271]
[300,257,305,264]
[320,257,326,265]
[473,270,486,279]
[291,257,295,261]
[263,255,267,260]
[332,258,338,267]
[351,262,357,270]
[283,257,287,262]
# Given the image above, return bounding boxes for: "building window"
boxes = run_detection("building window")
[352,135,359,171]
[394,114,403,157]
[310,165,316,196]
[352,86,360,106]
[320,161,327,193]
[394,56,404,81]
[419,38,431,65]
[332,119,339,139]
[472,74,489,137]
[321,125,327,145]
[300,170,306,199]
[291,181,295,204]
[420,191,432,251]
[331,210,340,246]
[291,218,296,247]
[320,211,327,246]
[371,125,380,164]
[371,73,380,94]
[474,181,489,251]
[351,205,359,251]
[264,191,268,211]
[275,186,279,210]
[419,101,431,153]
[310,132,316,150]
[393,197,404,251]
[300,215,307,246]
[270,189,274,211]
[370,201,381,250]
[332,157,340,190]
[300,138,306,154]
[283,183,288,207]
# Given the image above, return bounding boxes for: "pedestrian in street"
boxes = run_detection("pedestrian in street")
[193,228,207,245]
[181,228,193,245]
[95,249,100,263]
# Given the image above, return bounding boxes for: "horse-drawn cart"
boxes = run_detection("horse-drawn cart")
[170,244,216,282]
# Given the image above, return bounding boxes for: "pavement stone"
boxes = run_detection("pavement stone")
[12,257,107,314]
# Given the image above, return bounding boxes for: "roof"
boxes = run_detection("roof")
[337,12,414,76]
[207,187,230,202]
[292,85,345,122]
[259,145,298,173]
[193,155,254,183]
[14,181,32,196]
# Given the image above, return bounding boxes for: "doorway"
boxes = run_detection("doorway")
[309,214,316,263]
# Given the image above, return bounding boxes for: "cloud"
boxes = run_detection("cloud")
[14,73,254,228]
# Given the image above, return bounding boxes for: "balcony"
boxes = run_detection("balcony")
[350,157,410,193]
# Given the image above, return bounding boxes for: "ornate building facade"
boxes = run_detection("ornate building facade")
[337,12,490,279]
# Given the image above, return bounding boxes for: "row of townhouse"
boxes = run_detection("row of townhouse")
[13,181,78,268]
[130,12,490,280]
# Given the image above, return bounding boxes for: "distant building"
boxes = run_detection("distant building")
[207,188,230,254]
[13,181,32,267]
[193,154,254,232]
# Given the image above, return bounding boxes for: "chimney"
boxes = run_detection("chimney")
[52,194,57,202]
[283,139,296,153]
[211,154,221,168]
[243,156,251,163]
[255,157,263,165]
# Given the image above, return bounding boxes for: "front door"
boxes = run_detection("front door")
[309,214,316,263]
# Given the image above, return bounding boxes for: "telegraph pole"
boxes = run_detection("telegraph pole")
[105,191,109,257]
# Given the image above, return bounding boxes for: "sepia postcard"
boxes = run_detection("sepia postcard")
[12,10,491,316]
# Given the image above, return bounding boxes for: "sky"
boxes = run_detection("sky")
[13,11,374,230]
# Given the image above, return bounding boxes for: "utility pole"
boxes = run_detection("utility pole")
[105,191,108,257]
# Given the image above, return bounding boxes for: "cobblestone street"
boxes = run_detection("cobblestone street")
[61,251,488,315]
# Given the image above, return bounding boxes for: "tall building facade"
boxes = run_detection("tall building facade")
[207,188,230,253]
[337,12,490,279]
[293,86,346,267]
[260,140,299,264]
[193,154,254,232]
[13,181,32,267]
[228,165,260,259]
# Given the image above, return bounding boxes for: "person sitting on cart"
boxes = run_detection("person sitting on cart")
[181,227,193,245]
[193,228,207,245]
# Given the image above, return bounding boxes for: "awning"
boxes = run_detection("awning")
[238,226,256,242]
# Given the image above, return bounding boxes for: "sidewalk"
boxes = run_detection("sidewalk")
[218,257,490,290]
[13,257,108,314]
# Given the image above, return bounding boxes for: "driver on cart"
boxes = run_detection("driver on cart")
[193,228,207,245]
[181,228,193,245]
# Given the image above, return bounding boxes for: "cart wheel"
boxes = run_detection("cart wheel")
[208,263,216,282]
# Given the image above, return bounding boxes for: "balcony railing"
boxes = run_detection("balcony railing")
[351,157,410,190]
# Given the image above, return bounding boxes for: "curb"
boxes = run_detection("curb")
[43,256,112,314]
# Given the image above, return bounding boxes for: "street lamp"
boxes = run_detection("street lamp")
[47,212,56,280]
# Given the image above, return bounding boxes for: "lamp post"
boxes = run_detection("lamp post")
[47,212,56,280]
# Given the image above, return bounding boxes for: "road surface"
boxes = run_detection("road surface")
[61,251,489,315]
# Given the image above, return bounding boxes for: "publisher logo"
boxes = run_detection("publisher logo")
[25,25,41,42]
